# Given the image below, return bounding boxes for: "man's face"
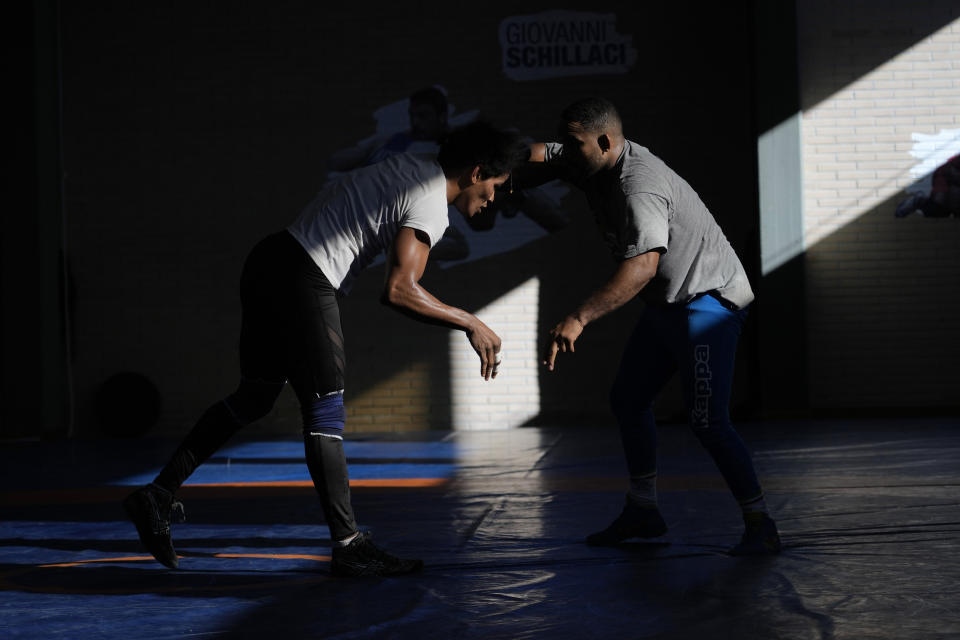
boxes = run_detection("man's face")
[558,122,607,177]
[409,103,447,141]
[454,173,509,218]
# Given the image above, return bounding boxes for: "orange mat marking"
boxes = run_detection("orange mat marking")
[39,552,331,568]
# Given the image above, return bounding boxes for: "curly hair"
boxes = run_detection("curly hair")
[437,121,531,178]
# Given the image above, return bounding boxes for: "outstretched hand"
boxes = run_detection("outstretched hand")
[542,315,584,371]
[467,319,502,380]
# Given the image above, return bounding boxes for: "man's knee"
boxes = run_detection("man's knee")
[302,390,346,439]
[224,378,285,425]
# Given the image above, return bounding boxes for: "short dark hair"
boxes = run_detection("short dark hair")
[560,97,622,134]
[409,86,448,116]
[437,121,530,178]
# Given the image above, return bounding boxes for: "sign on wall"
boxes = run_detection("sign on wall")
[499,10,637,81]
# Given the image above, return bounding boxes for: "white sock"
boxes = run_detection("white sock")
[336,532,360,547]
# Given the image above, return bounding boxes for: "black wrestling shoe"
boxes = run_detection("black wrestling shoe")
[585,500,668,546]
[122,483,185,569]
[730,512,782,556]
[331,532,423,577]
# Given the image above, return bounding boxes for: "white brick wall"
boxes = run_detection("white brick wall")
[449,276,540,430]
[799,4,960,409]
[803,15,960,245]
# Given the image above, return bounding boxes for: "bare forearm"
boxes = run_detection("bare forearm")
[382,281,477,333]
[569,253,659,326]
[510,143,566,189]
[543,252,658,371]
[573,276,651,326]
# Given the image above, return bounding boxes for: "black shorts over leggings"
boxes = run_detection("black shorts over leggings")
[238,230,345,403]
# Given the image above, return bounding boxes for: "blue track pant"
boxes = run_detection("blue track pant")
[609,294,763,504]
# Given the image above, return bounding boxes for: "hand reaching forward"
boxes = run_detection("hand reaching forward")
[542,315,584,371]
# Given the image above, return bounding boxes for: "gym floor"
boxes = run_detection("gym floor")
[2,417,958,639]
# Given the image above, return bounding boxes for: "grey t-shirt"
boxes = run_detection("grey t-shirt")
[544,140,754,309]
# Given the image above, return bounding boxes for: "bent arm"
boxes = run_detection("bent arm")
[542,251,660,370]
[381,227,475,330]
[510,142,567,189]
[573,250,660,326]
[383,227,502,379]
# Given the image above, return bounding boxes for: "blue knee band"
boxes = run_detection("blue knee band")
[302,391,346,439]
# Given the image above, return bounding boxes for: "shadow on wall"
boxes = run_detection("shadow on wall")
[324,2,960,430]
[756,165,960,419]
[803,183,960,413]
[56,1,762,438]
[323,189,649,433]
[756,159,960,417]
[285,188,753,434]
[796,3,957,114]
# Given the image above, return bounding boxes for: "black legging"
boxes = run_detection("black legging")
[237,230,345,398]
[154,230,358,540]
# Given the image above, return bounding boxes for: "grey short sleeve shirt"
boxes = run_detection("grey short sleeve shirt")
[544,140,754,309]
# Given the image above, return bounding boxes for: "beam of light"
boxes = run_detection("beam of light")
[449,277,540,430]
[802,18,960,248]
[759,113,805,275]
[760,17,960,270]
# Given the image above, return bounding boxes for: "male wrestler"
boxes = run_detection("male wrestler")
[528,97,781,555]
[123,120,530,575]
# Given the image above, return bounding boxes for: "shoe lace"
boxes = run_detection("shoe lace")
[146,487,186,533]
[170,500,186,524]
